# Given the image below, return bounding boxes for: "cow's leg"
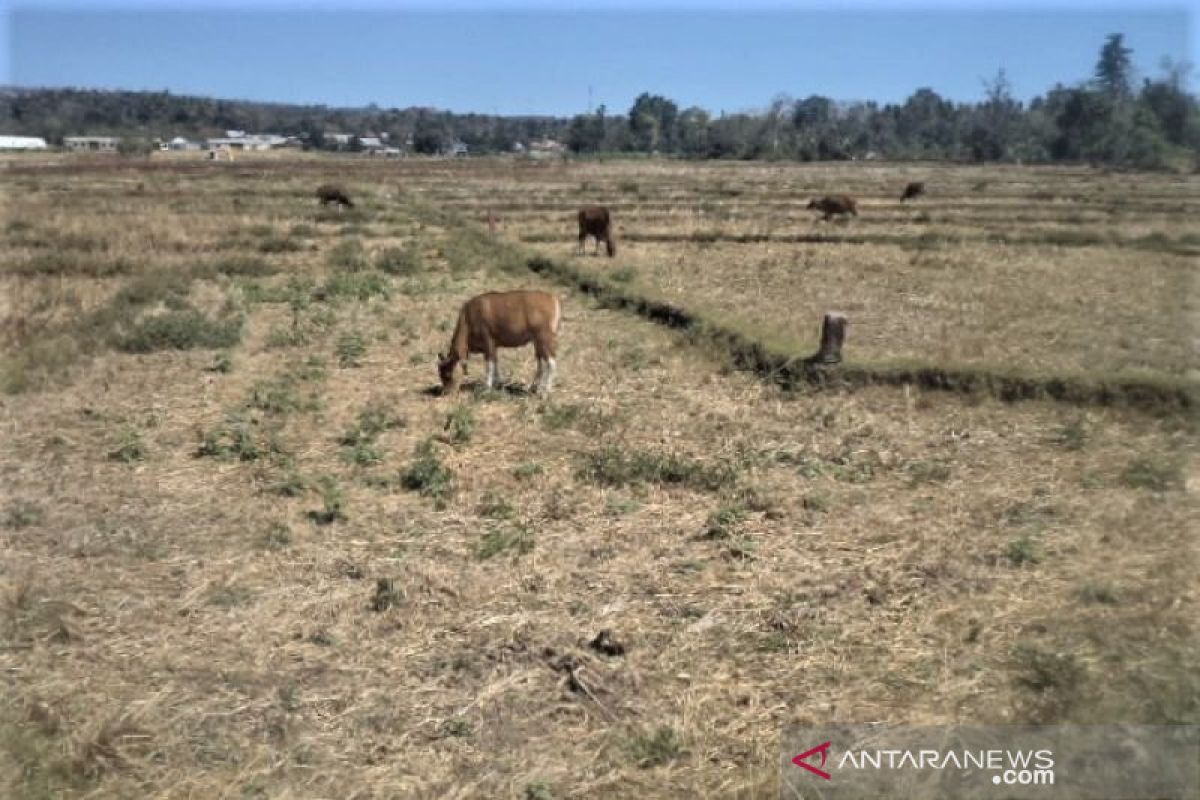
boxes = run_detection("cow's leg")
[530,358,545,394]
[533,336,556,394]
[483,339,499,389]
[577,232,586,255]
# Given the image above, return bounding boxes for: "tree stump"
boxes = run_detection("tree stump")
[812,312,848,364]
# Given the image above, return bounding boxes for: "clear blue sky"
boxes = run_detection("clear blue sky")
[3,2,1195,116]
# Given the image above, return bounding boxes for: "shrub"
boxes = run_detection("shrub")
[342,440,384,466]
[340,404,405,447]
[444,404,476,443]
[476,524,535,560]
[376,245,423,276]
[703,504,749,540]
[905,459,952,486]
[115,311,242,353]
[108,428,146,462]
[626,725,683,768]
[209,352,234,373]
[439,717,473,738]
[315,272,390,302]
[513,462,544,481]
[270,469,310,496]
[1005,534,1042,566]
[577,448,734,491]
[1054,417,1089,450]
[261,522,292,550]
[1013,644,1084,693]
[246,379,310,415]
[207,256,278,277]
[1120,457,1183,492]
[257,235,304,254]
[477,492,515,520]
[3,500,44,529]
[308,476,347,525]
[371,578,403,612]
[327,239,369,272]
[336,331,368,367]
[196,416,281,461]
[401,439,454,504]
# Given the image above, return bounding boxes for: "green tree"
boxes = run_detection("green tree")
[567,105,607,153]
[676,106,710,157]
[1095,33,1134,99]
[628,93,678,152]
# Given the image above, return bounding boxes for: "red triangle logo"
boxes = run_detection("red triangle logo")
[792,740,833,780]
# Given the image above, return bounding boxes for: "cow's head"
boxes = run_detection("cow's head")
[806,199,820,209]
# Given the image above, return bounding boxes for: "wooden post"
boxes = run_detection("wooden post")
[487,209,497,237]
[813,312,847,364]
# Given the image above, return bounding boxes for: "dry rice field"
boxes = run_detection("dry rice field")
[1,154,1196,798]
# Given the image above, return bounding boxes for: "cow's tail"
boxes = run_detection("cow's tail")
[551,296,563,334]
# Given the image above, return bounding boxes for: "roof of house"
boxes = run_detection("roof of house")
[0,135,48,148]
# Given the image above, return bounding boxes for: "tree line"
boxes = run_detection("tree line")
[2,34,1195,169]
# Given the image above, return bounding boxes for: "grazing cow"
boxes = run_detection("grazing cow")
[438,290,562,395]
[316,184,355,209]
[807,195,858,221]
[901,181,926,202]
[577,205,616,257]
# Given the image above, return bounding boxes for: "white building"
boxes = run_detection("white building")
[0,135,48,150]
[64,136,121,152]
[205,133,288,151]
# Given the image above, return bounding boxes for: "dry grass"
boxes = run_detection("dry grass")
[1,153,1196,798]
[442,161,1200,382]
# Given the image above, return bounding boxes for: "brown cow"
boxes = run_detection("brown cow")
[806,195,858,221]
[438,290,562,395]
[578,205,616,257]
[316,184,354,209]
[901,181,926,202]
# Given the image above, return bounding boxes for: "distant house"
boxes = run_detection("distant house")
[326,133,353,148]
[528,138,564,153]
[205,133,287,151]
[168,136,201,151]
[64,136,121,152]
[0,135,48,150]
[525,137,565,159]
[357,136,383,151]
[246,134,288,149]
[447,140,469,157]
